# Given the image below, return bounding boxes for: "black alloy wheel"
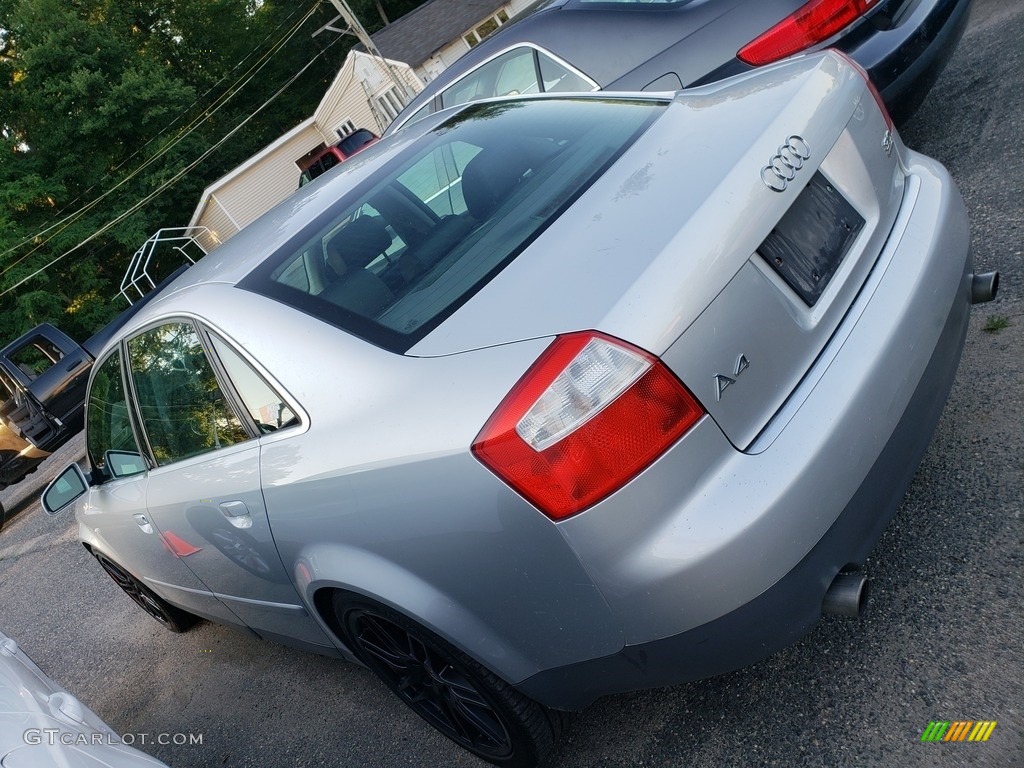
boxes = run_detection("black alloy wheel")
[94,553,198,633]
[334,594,559,767]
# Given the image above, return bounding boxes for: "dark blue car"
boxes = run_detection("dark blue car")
[385,0,972,134]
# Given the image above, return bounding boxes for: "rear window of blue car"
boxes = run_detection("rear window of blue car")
[239,97,662,354]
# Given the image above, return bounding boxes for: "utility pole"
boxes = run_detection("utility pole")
[319,0,417,102]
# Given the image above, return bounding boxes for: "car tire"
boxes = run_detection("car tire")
[333,593,560,768]
[94,553,199,633]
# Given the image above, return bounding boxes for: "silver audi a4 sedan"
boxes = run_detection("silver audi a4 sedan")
[43,51,996,767]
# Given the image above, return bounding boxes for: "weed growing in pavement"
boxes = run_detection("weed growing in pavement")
[982,315,1011,333]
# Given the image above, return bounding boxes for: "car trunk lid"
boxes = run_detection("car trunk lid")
[411,53,904,449]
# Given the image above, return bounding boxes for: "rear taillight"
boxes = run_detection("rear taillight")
[738,0,880,66]
[472,332,705,520]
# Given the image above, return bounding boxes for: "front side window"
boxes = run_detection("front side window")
[0,369,15,403]
[86,351,144,477]
[242,97,663,353]
[128,322,248,466]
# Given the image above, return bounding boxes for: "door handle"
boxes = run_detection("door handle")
[132,513,154,535]
[219,500,253,529]
[65,359,85,373]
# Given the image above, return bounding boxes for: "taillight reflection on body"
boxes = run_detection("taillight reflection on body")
[472,331,705,520]
[832,50,896,132]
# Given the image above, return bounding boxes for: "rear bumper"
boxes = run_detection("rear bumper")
[842,0,973,123]
[692,0,972,124]
[519,153,973,710]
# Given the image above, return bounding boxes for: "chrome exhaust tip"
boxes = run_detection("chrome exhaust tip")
[971,271,1000,304]
[822,571,869,618]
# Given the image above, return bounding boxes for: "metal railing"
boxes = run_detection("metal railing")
[118,227,210,305]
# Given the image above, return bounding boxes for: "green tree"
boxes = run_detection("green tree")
[0,0,363,342]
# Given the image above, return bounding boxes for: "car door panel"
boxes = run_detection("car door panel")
[81,473,248,626]
[144,442,329,644]
[125,319,331,647]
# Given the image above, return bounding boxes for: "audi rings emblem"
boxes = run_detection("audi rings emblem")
[760,135,812,192]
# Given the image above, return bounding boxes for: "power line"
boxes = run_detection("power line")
[0,32,346,300]
[0,2,322,275]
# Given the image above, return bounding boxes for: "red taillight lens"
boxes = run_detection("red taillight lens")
[472,332,705,520]
[738,0,880,66]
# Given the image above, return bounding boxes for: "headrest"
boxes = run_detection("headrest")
[461,139,557,220]
[327,216,392,273]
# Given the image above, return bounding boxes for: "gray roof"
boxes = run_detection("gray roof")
[371,0,512,66]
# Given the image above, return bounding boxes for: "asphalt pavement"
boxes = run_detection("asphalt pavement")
[0,1,1020,765]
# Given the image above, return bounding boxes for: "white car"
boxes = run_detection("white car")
[0,627,169,767]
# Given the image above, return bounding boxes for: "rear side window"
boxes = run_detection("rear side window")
[441,47,540,107]
[539,56,594,93]
[338,129,376,156]
[9,336,63,380]
[241,98,662,353]
[209,333,299,433]
[401,47,598,131]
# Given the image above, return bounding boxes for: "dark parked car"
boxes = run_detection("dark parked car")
[385,0,972,135]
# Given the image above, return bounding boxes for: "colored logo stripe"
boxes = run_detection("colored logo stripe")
[921,721,997,742]
[969,722,998,742]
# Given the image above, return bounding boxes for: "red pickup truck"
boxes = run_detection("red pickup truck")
[297,128,378,187]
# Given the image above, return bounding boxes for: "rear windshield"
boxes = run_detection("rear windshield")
[240,98,662,353]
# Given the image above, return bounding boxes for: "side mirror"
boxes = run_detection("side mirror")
[106,450,146,479]
[41,463,91,516]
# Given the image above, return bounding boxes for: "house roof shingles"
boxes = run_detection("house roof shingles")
[371,0,510,66]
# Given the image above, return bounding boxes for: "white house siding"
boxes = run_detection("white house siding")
[189,122,324,251]
[189,53,420,250]
[317,51,422,134]
[187,0,536,248]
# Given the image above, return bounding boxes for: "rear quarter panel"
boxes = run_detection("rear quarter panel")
[176,286,624,685]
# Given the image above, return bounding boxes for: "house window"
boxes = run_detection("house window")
[375,87,405,123]
[336,119,357,138]
[462,8,510,48]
